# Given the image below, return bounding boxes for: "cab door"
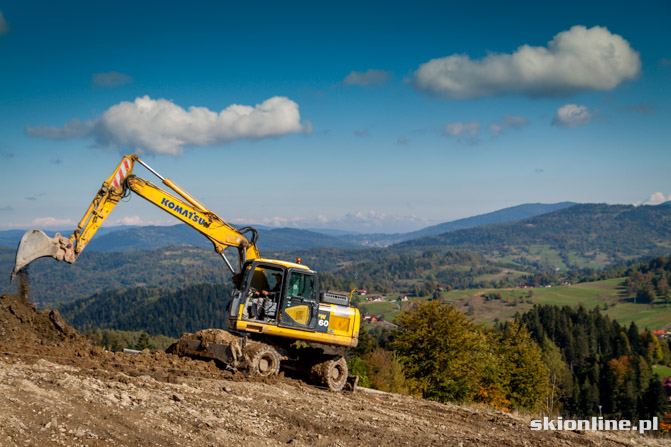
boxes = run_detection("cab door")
[278,269,318,331]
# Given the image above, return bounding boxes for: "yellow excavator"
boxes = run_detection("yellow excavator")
[12,155,360,391]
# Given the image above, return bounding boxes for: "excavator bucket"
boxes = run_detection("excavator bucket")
[11,230,74,281]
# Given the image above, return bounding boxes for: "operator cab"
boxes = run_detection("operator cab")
[230,259,319,332]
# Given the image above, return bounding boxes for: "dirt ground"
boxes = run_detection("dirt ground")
[1,292,669,447]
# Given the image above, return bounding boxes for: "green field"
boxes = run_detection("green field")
[358,300,400,315]
[653,365,671,379]
[365,277,671,331]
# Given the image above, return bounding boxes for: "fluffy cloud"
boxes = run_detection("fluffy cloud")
[26,96,307,155]
[342,69,392,87]
[552,104,594,128]
[92,71,133,87]
[643,192,670,206]
[413,25,641,99]
[488,115,529,136]
[0,11,9,35]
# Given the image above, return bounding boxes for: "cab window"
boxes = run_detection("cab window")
[286,272,315,302]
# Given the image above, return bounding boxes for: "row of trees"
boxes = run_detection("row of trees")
[350,301,549,412]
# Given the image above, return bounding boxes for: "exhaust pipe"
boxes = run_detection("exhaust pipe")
[11,230,75,281]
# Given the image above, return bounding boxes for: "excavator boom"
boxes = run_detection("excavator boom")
[11,155,259,279]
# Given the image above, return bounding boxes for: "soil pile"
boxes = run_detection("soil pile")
[0,293,90,353]
[0,293,667,447]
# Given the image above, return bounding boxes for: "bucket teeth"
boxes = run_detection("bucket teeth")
[11,230,74,281]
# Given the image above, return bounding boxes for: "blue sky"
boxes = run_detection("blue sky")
[1,1,669,233]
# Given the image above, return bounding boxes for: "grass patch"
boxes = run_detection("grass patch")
[358,301,400,315]
[653,365,671,379]
[434,278,671,330]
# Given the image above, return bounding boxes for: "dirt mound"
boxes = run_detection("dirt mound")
[0,293,89,351]
[0,293,238,383]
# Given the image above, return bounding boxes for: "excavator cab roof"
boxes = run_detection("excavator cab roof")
[255,258,310,271]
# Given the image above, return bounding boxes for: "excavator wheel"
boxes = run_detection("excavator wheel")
[310,356,348,391]
[248,345,281,377]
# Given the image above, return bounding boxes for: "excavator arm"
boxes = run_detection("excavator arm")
[12,155,260,280]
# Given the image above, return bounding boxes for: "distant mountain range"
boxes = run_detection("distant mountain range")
[4,201,671,305]
[0,202,578,251]
[342,202,577,247]
[396,203,671,269]
[0,224,360,252]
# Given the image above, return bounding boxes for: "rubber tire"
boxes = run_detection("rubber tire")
[249,346,281,377]
[310,356,348,391]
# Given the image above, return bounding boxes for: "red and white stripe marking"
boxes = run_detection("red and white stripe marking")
[110,158,132,190]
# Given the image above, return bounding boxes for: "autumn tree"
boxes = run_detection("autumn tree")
[494,320,549,411]
[540,336,572,414]
[392,301,487,403]
[363,348,408,394]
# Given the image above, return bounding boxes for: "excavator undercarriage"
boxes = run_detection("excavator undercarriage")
[167,328,358,391]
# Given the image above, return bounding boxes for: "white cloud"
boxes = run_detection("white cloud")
[107,215,173,226]
[342,69,392,87]
[643,192,670,206]
[25,118,91,139]
[92,71,133,87]
[231,210,432,233]
[488,115,529,136]
[25,217,76,228]
[443,121,480,138]
[0,11,9,35]
[413,25,641,99]
[26,96,308,155]
[552,104,594,128]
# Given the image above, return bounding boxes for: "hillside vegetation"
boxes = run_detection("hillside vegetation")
[0,246,230,305]
[397,204,671,270]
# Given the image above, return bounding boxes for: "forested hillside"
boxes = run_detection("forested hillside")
[0,246,230,305]
[397,204,671,269]
[1,242,531,306]
[319,249,530,294]
[400,202,577,240]
[0,224,360,253]
[337,202,577,247]
[518,304,669,419]
[60,283,233,337]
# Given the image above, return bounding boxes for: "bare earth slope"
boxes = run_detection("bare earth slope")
[0,293,667,447]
